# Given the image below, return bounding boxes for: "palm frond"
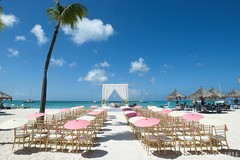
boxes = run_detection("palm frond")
[0,6,4,31]
[61,3,87,29]
[47,7,60,21]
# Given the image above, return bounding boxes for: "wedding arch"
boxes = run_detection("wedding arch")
[102,84,128,105]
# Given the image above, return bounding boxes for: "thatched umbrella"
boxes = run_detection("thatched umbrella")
[166,89,187,101]
[0,91,12,107]
[227,88,240,98]
[0,91,12,101]
[188,86,215,100]
[209,87,226,99]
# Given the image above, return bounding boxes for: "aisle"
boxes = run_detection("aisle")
[82,109,150,160]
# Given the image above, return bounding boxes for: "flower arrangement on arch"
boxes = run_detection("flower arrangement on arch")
[123,99,128,104]
[102,99,106,104]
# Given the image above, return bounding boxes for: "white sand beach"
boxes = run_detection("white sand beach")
[0,108,240,160]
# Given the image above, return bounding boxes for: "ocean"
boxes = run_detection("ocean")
[2,99,234,110]
[2,100,195,109]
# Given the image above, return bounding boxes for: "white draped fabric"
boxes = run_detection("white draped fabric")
[102,84,128,104]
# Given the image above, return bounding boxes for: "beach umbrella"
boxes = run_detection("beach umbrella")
[166,89,187,101]
[0,118,28,129]
[0,91,12,104]
[188,86,215,100]
[128,116,146,124]
[28,112,45,119]
[60,108,71,113]
[64,119,90,130]
[182,113,204,121]
[209,87,226,99]
[134,118,160,128]
[160,109,173,114]
[0,91,12,100]
[227,88,240,98]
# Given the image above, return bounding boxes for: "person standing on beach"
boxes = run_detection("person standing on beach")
[201,97,205,106]
[234,98,239,105]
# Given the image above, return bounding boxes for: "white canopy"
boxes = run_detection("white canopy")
[102,84,128,104]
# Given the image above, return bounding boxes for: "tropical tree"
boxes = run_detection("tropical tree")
[0,6,4,31]
[39,0,87,113]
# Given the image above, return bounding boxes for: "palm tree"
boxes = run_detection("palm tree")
[39,0,87,113]
[0,6,4,31]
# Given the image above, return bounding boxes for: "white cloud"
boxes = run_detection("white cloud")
[163,64,174,69]
[129,57,149,76]
[0,66,7,73]
[69,61,77,68]
[62,18,114,45]
[93,49,98,54]
[1,13,19,27]
[150,77,156,85]
[15,35,26,41]
[196,62,203,67]
[100,61,110,67]
[7,48,19,57]
[30,24,48,45]
[189,54,199,58]
[50,57,65,67]
[160,64,174,74]
[78,68,108,85]
[95,61,110,68]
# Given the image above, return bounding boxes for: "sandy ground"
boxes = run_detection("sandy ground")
[0,108,239,160]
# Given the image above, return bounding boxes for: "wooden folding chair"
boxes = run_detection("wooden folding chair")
[77,127,94,152]
[210,125,230,153]
[45,123,63,151]
[61,128,77,153]
[31,122,48,151]
[194,124,213,154]
[159,120,176,155]
[177,123,197,155]
[145,125,160,155]
[12,125,30,150]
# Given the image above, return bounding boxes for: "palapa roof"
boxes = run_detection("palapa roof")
[227,88,240,98]
[188,86,215,100]
[209,87,226,99]
[166,89,186,101]
[0,91,12,101]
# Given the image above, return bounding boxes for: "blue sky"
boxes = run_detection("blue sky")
[0,0,240,101]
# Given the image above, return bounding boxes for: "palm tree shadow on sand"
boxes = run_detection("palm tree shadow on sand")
[81,149,108,158]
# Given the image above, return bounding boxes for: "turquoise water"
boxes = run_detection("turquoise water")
[2,100,195,109]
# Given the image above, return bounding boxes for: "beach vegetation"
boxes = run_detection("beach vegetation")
[0,6,4,31]
[39,0,87,113]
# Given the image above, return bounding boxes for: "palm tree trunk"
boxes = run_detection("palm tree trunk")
[39,21,61,113]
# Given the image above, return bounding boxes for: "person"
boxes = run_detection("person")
[0,102,3,109]
[192,100,197,111]
[176,100,179,105]
[234,98,239,105]
[200,97,205,106]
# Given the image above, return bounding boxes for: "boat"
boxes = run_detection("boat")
[24,99,34,103]
[24,89,34,103]
[139,92,145,103]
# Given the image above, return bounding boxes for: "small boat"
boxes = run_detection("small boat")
[139,92,145,103]
[93,101,98,103]
[25,89,34,103]
[24,99,34,103]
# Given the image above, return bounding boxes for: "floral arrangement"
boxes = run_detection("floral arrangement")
[123,99,128,104]
[102,99,106,104]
